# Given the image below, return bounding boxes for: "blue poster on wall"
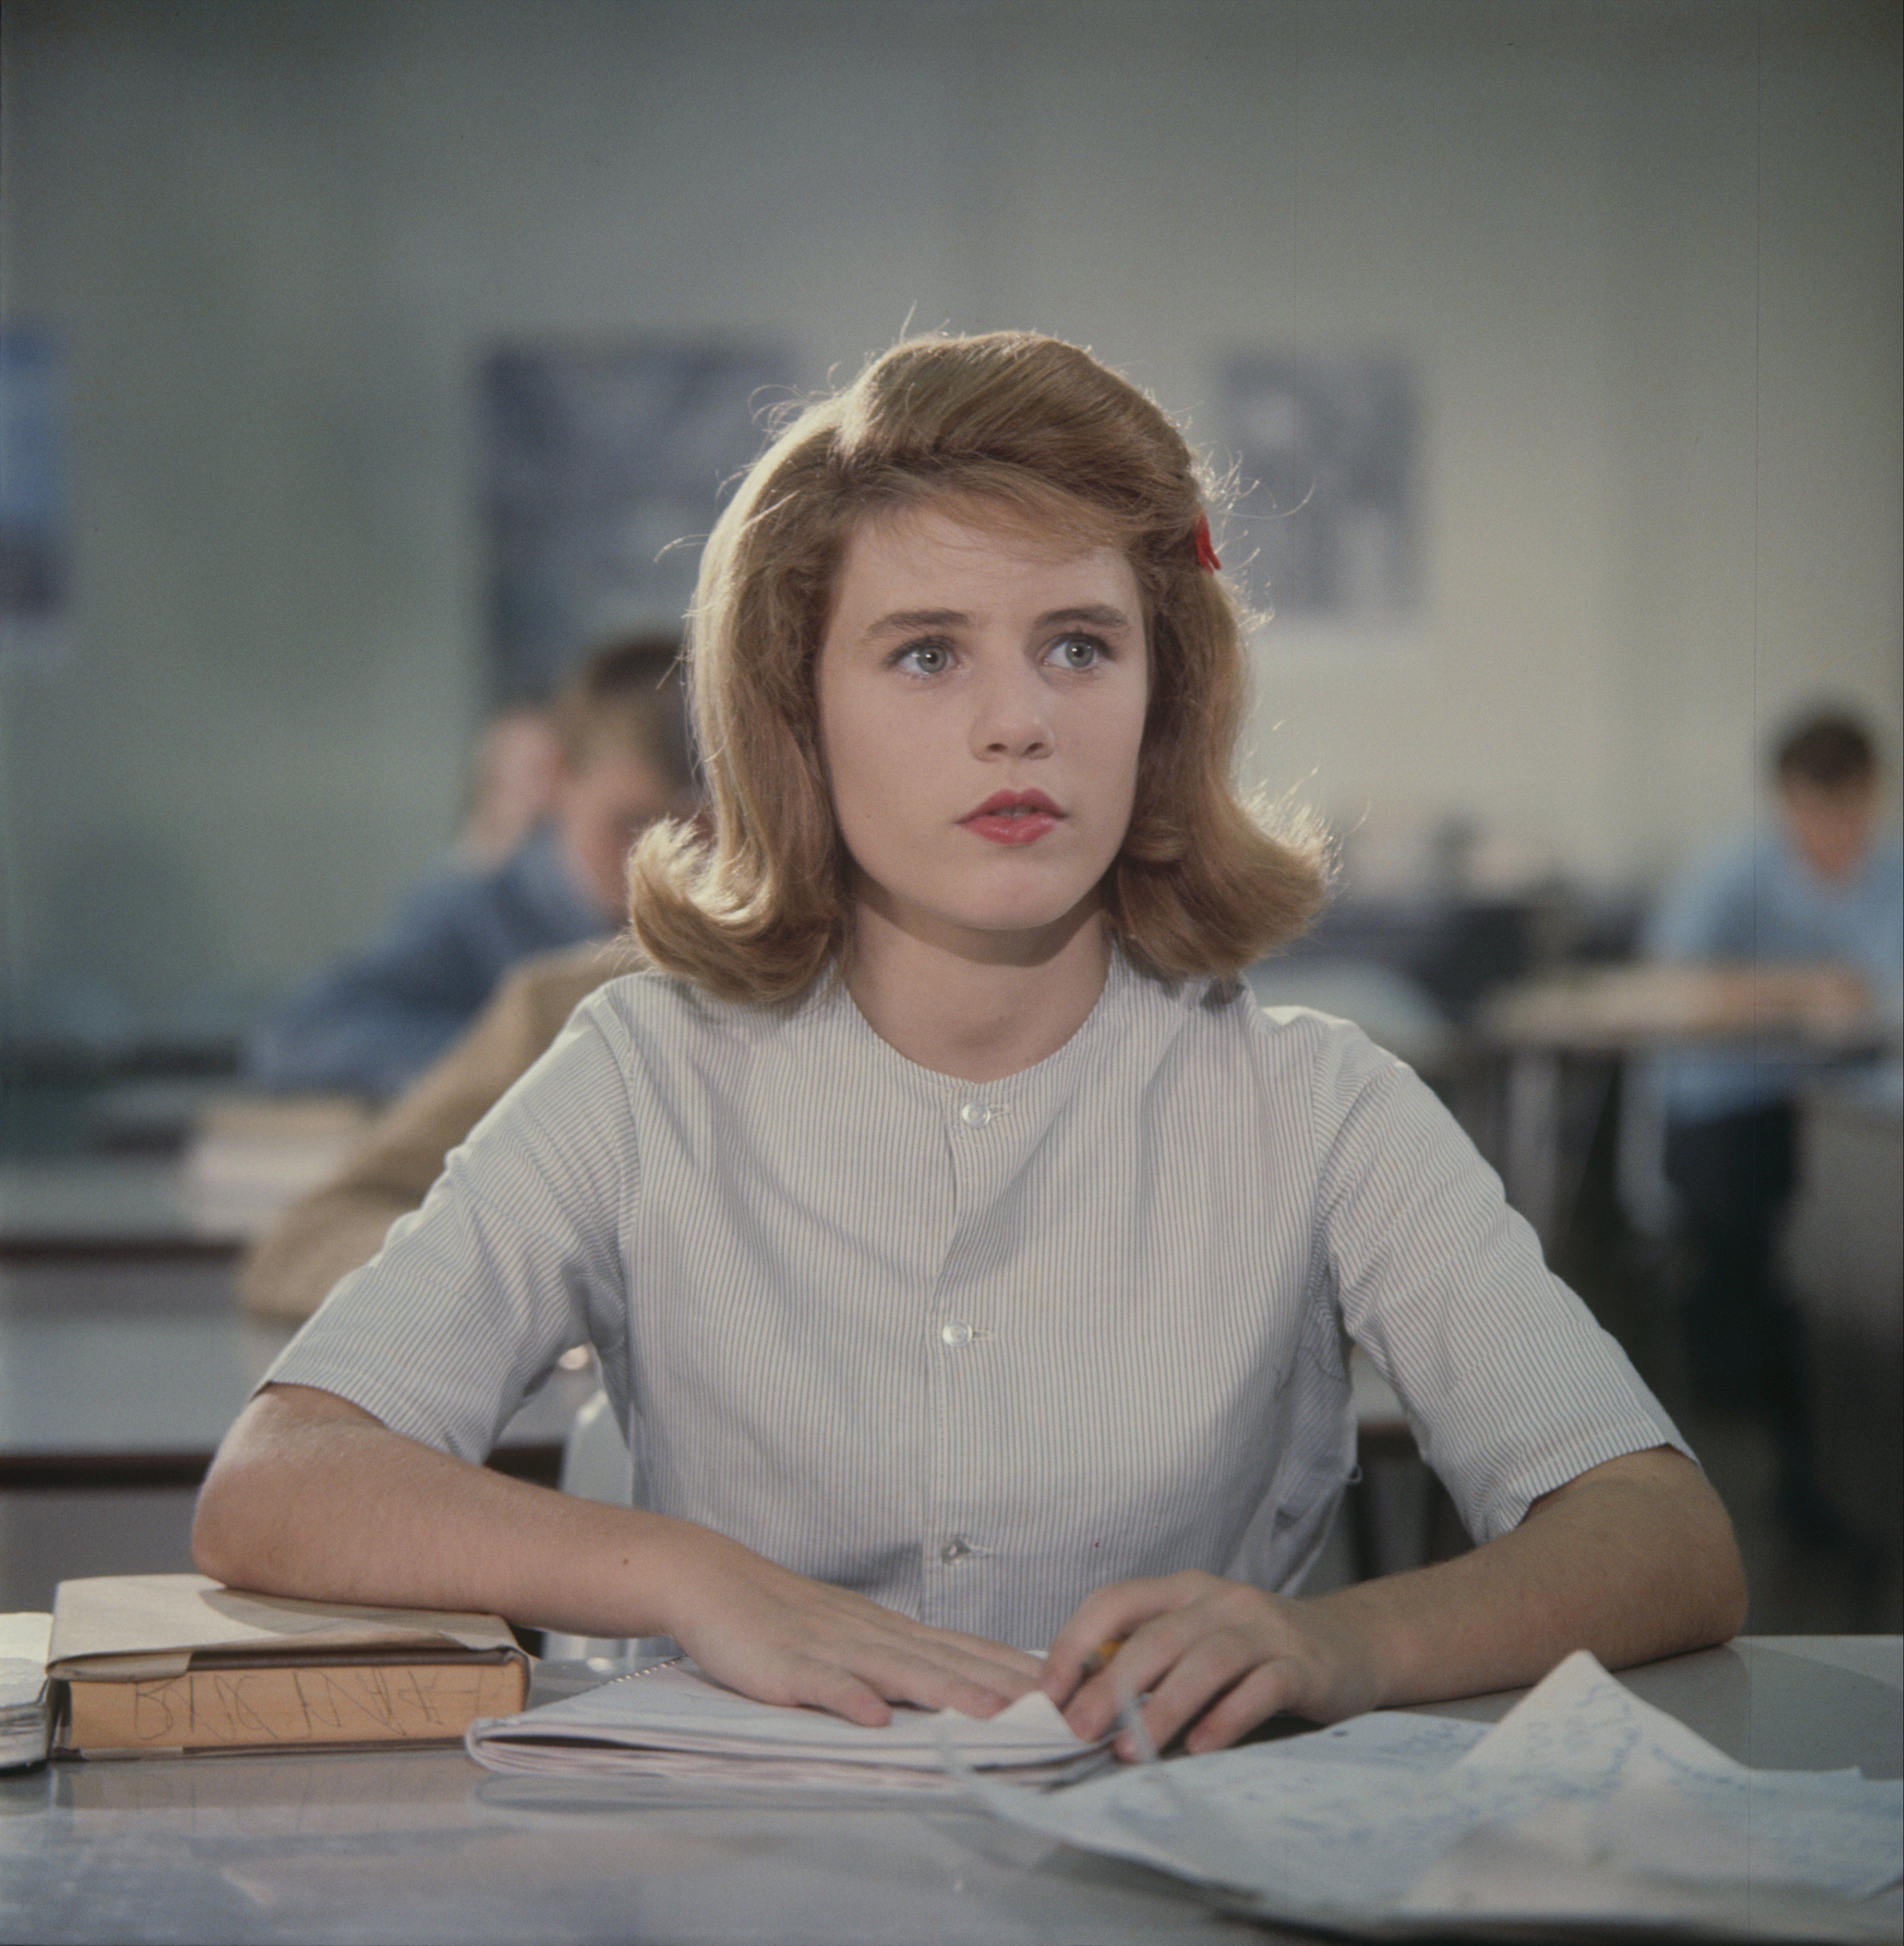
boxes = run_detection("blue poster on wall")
[480,339,794,701]
[0,329,71,672]
[1220,352,1418,628]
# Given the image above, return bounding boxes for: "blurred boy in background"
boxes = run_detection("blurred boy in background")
[1648,709,1901,1518]
[241,938,640,1317]
[246,635,690,1102]
[455,702,565,867]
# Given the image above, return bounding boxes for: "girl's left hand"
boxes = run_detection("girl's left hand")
[1042,1572,1386,1757]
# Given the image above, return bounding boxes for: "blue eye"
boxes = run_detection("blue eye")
[895,641,952,676]
[1047,634,1106,670]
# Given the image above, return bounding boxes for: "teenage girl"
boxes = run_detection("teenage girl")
[198,333,1744,1761]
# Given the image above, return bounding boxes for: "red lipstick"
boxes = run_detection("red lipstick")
[960,789,1063,847]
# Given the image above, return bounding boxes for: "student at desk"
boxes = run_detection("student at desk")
[1647,710,1901,1514]
[198,334,1745,1759]
[238,940,640,1319]
[245,636,693,1102]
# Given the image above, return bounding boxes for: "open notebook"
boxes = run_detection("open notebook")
[466,1657,1112,1792]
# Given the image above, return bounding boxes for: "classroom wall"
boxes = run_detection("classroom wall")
[1,0,1898,1041]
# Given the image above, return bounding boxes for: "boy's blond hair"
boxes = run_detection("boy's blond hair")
[552,634,692,787]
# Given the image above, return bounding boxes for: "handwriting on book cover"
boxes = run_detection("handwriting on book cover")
[122,1665,504,1744]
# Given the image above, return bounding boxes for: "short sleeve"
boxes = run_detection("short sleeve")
[258,992,636,1462]
[1309,1025,1692,1542]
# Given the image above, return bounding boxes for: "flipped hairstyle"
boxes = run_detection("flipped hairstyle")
[627,331,1326,1003]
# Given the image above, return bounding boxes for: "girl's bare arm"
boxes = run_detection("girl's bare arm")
[195,1383,1040,1724]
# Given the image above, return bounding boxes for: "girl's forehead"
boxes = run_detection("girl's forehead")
[836,498,1137,596]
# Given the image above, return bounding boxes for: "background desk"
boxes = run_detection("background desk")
[1471,970,1898,1254]
[0,1256,600,1608]
[0,1157,246,1263]
[3,1636,1896,1946]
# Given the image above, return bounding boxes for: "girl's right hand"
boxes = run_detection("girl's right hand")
[659,1527,1041,1725]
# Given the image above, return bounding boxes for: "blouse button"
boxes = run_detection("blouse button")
[940,1537,974,1563]
[958,1101,994,1129]
[940,1320,974,1347]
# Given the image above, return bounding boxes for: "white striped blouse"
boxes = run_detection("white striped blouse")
[263,950,1689,1650]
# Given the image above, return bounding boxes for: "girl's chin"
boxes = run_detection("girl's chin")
[927,890,1104,942]
[854,860,1108,945]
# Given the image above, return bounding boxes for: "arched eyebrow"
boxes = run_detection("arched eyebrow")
[1035,605,1136,632]
[861,603,1136,639]
[863,608,969,637]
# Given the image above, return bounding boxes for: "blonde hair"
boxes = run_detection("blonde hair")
[628,331,1326,1003]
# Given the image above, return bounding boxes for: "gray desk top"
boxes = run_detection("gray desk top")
[3,1636,1897,1946]
[0,1259,597,1474]
[0,1157,245,1257]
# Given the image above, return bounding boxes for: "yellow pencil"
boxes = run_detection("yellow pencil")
[1080,1637,1124,1679]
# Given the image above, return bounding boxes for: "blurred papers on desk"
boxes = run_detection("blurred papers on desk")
[1482,963,1899,1052]
[180,1096,372,1237]
[961,1651,1903,1942]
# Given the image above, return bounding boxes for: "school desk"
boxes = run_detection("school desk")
[0,1256,600,1609]
[1,1635,1896,1945]
[1471,967,1897,1253]
[0,1156,244,1263]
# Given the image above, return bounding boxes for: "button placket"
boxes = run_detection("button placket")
[926,1087,1018,1623]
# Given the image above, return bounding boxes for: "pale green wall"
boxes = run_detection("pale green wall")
[1,0,1898,1040]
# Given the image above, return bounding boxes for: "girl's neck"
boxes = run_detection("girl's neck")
[841,889,1111,1084]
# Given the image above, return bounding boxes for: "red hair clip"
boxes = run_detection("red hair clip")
[1193,514,1222,574]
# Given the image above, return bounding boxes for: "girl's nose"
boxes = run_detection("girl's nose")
[970,663,1053,760]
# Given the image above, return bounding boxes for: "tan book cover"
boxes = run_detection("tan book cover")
[48,1575,528,1757]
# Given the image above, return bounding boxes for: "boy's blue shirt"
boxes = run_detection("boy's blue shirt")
[1645,822,1904,1124]
[246,823,610,1101]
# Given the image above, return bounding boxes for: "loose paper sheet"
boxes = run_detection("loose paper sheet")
[956,1652,1903,1939]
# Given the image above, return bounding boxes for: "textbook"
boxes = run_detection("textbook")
[48,1575,528,1758]
[0,1613,54,1770]
[467,1656,1113,1792]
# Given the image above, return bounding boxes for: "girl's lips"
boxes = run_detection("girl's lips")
[961,804,1061,847]
[959,789,1064,847]
[965,789,1061,818]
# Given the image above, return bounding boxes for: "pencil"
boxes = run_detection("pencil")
[1080,1637,1124,1679]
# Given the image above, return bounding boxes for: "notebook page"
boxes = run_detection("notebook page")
[469,1660,1101,1768]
